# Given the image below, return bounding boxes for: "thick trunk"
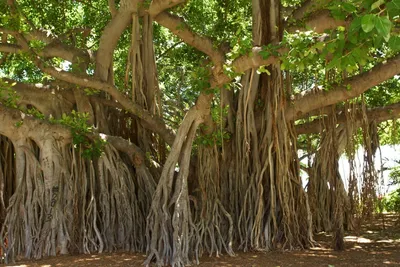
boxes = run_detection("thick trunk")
[144,0,314,264]
[0,105,156,263]
[230,0,313,251]
[307,122,349,237]
[145,106,206,266]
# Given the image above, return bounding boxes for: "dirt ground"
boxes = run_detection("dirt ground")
[6,214,400,267]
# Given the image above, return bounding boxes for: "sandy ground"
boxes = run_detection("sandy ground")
[5,214,400,266]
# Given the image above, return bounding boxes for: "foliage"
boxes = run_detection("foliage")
[381,160,400,212]
[365,78,400,108]
[195,100,231,148]
[26,106,45,119]
[1,0,400,265]
[0,79,19,108]
[283,0,400,96]
[382,189,400,212]
[54,111,106,159]
[389,161,400,186]
[0,75,104,158]
[377,119,400,145]
[173,0,251,47]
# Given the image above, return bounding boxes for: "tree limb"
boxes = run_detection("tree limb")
[0,27,53,43]
[0,104,71,143]
[287,9,349,33]
[232,47,285,73]
[95,0,137,81]
[148,0,186,17]
[6,24,175,145]
[2,78,171,147]
[286,55,400,120]
[296,102,400,135]
[108,0,118,18]
[290,0,333,21]
[212,47,284,86]
[0,103,147,167]
[0,43,20,53]
[33,60,175,145]
[0,78,74,117]
[102,135,146,166]
[0,28,93,63]
[154,12,225,67]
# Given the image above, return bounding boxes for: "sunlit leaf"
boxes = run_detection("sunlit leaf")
[375,17,392,41]
[371,0,384,10]
[361,14,376,33]
[389,36,400,51]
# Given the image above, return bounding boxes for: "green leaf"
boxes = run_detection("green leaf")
[361,14,376,33]
[371,0,384,10]
[327,42,337,53]
[389,36,400,51]
[326,56,341,70]
[259,50,270,59]
[314,42,325,50]
[298,62,305,72]
[330,8,346,20]
[387,2,400,18]
[349,16,362,34]
[373,35,384,47]
[362,0,377,9]
[351,47,362,60]
[342,2,357,13]
[375,17,392,41]
[387,0,400,10]
[348,33,358,44]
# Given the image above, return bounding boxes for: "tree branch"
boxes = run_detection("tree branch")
[287,9,349,33]
[148,0,186,17]
[0,28,93,63]
[0,103,147,167]
[296,102,400,135]
[232,47,284,73]
[154,12,225,66]
[95,0,137,81]
[102,135,146,166]
[0,27,53,43]
[108,0,117,18]
[290,0,333,21]
[212,47,284,86]
[286,55,400,120]
[0,43,20,53]
[0,104,71,143]
[33,61,175,145]
[6,24,175,145]
[2,78,172,148]
[0,78,74,117]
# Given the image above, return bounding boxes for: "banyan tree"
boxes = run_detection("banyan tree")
[0,0,400,266]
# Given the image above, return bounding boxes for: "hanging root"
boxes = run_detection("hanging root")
[194,144,234,260]
[145,110,201,267]
[0,133,156,262]
[344,100,360,231]
[232,65,313,252]
[307,106,347,250]
[1,138,47,263]
[360,97,379,220]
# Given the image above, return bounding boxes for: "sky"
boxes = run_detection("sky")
[338,145,400,195]
[300,145,400,195]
